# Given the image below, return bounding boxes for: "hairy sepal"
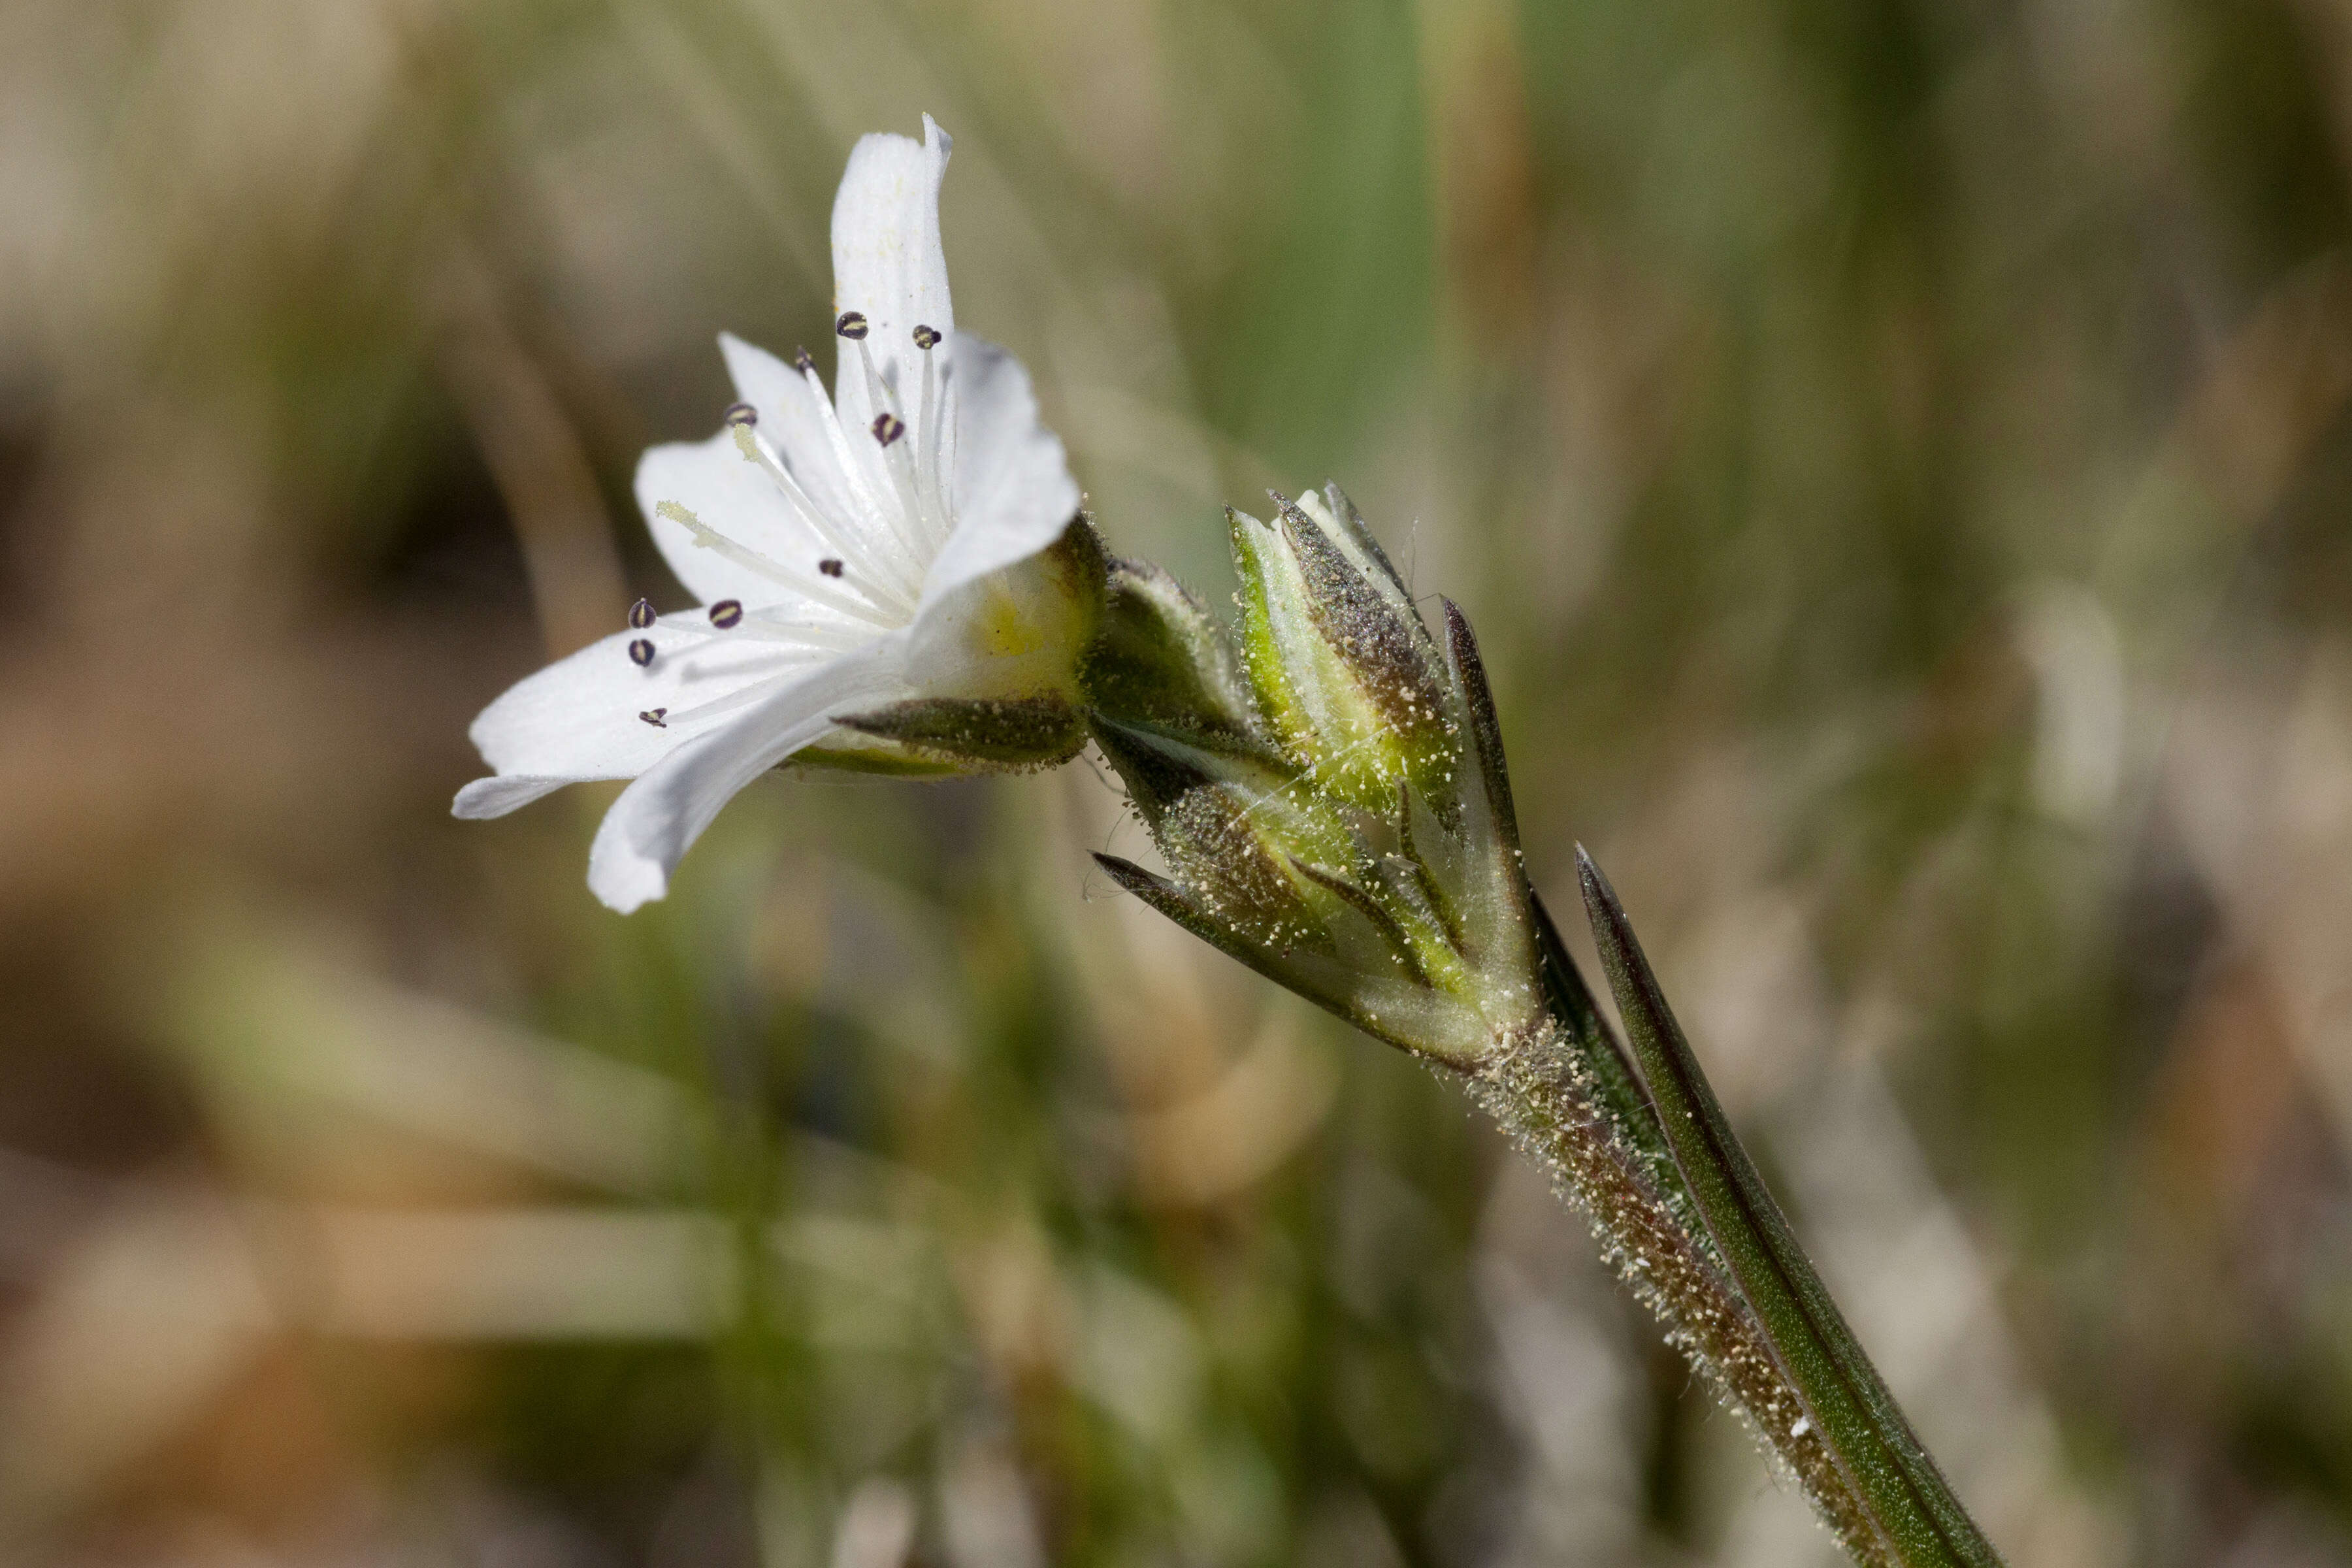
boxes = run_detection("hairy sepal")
[1092,854,1492,1064]
[833,695,1086,770]
[1086,558,1271,755]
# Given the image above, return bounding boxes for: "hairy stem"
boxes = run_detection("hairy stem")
[1465,1020,1891,1564]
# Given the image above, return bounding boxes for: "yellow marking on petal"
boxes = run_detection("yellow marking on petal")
[975,585,1045,659]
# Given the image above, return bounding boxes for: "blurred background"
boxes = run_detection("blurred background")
[2,0,2350,1562]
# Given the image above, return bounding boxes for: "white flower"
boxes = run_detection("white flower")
[453,116,1096,912]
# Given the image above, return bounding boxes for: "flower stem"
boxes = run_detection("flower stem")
[1466,1008,1893,1562]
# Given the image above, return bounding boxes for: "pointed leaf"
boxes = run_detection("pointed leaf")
[1577,849,2006,1568]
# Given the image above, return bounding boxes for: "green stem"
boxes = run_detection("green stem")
[1467,1021,1890,1559]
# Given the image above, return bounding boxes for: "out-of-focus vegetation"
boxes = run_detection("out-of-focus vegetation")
[3,0,2350,1562]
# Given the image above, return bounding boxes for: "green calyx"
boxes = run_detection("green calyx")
[832,695,1087,770]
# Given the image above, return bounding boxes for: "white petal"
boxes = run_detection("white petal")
[453,621,845,815]
[636,434,811,605]
[585,640,909,913]
[923,332,1080,608]
[717,333,864,538]
[830,115,953,438]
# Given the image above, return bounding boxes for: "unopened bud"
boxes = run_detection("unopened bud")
[1080,485,1544,1068]
[1086,559,1271,757]
[1229,489,1458,817]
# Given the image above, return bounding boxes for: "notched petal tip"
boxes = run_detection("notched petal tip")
[921,112,952,158]
[587,840,670,915]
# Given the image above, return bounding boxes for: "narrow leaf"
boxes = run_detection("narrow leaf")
[1577,848,2006,1568]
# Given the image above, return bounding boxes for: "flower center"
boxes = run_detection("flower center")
[623,323,962,731]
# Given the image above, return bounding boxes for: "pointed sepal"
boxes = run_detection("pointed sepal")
[833,695,1086,770]
[1086,558,1269,754]
[1092,853,1488,1062]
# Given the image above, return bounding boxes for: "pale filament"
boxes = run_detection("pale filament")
[653,612,873,656]
[655,652,838,729]
[911,340,952,549]
[730,424,919,610]
[851,340,936,565]
[798,358,911,566]
[655,501,896,627]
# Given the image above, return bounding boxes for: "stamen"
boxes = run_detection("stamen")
[800,349,923,570]
[743,608,875,653]
[836,311,868,340]
[912,324,940,350]
[724,402,758,428]
[819,559,844,577]
[913,334,947,546]
[628,597,656,630]
[657,661,828,728]
[851,339,932,556]
[710,598,744,629]
[793,346,815,373]
[654,500,896,626]
[652,613,855,653]
[640,708,668,727]
[727,424,919,608]
[629,638,656,668]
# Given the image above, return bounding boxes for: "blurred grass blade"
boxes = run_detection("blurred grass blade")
[1575,848,2005,1568]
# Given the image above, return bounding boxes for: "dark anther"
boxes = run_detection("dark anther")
[793,346,815,373]
[640,708,668,727]
[836,311,869,340]
[872,412,905,447]
[709,598,743,629]
[629,638,656,668]
[819,559,845,578]
[628,597,656,630]
[912,324,940,350]
[723,401,758,427]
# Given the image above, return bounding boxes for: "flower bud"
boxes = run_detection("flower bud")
[1085,558,1272,757]
[1229,487,1458,817]
[1088,716,1352,943]
[1083,488,1544,1068]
